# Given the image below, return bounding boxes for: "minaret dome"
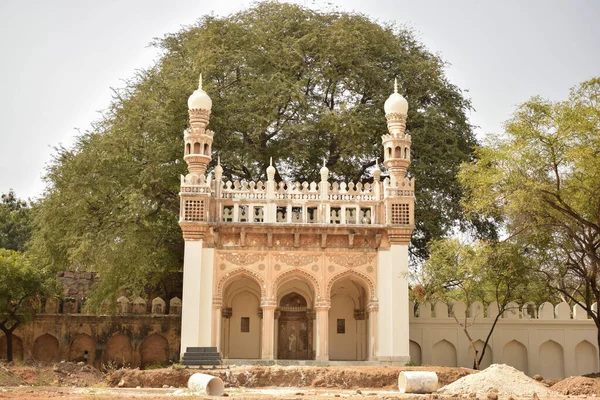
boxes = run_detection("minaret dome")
[384,78,408,115]
[188,74,212,111]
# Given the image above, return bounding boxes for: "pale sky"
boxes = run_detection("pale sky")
[1,0,599,201]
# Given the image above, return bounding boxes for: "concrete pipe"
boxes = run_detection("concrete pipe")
[398,371,438,394]
[188,373,225,396]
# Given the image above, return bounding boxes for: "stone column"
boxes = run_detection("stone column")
[212,299,222,350]
[261,298,277,360]
[367,301,379,361]
[315,301,331,361]
[180,235,204,358]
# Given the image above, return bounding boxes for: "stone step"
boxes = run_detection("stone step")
[185,347,218,353]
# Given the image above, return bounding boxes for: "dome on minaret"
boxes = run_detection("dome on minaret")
[187,73,212,111]
[384,78,408,115]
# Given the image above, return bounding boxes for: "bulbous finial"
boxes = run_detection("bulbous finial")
[188,72,212,110]
[384,78,408,115]
[214,156,223,179]
[319,158,329,180]
[373,158,381,180]
[266,157,276,179]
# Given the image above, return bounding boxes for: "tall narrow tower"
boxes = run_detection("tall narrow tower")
[179,74,216,358]
[377,79,415,365]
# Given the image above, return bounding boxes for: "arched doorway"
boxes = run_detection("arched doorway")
[328,276,369,361]
[221,275,262,359]
[277,292,313,360]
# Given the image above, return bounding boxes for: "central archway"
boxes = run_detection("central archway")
[277,292,313,360]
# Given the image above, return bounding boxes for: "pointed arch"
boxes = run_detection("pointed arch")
[273,268,320,299]
[502,339,528,374]
[217,267,266,297]
[575,340,597,375]
[69,333,96,365]
[140,333,169,368]
[33,333,60,362]
[539,340,564,379]
[394,146,401,158]
[432,339,457,367]
[326,269,375,301]
[193,142,201,154]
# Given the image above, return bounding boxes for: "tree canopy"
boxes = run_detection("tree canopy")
[459,77,600,361]
[0,190,33,252]
[0,249,55,361]
[30,2,480,306]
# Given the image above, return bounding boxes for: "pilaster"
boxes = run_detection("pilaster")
[315,300,331,361]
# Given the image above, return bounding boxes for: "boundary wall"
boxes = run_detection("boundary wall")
[409,300,598,379]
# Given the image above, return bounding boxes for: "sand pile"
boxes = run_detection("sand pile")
[437,364,556,398]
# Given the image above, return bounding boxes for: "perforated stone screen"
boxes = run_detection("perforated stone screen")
[391,203,410,225]
[184,199,205,221]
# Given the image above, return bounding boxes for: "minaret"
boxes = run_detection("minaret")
[377,78,414,365]
[179,73,216,359]
[184,74,214,176]
[382,78,411,186]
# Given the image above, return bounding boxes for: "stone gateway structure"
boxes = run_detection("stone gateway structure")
[179,76,414,363]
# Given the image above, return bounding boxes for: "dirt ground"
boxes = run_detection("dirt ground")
[1,361,600,399]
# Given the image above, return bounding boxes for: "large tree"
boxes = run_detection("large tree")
[31,2,480,307]
[0,249,55,362]
[459,77,600,363]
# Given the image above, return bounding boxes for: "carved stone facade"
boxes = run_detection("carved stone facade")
[179,77,414,363]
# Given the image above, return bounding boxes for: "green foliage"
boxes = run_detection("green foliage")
[419,238,544,369]
[30,2,479,306]
[0,249,57,361]
[459,77,600,319]
[0,190,33,252]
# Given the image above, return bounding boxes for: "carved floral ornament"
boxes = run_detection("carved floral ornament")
[328,253,375,269]
[219,252,266,266]
[274,253,320,267]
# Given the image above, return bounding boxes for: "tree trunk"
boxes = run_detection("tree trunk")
[6,332,13,362]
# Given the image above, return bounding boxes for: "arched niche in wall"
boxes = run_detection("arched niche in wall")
[409,340,422,366]
[69,334,96,365]
[502,340,528,375]
[33,333,60,362]
[473,339,493,369]
[575,340,598,376]
[538,340,564,380]
[103,333,133,368]
[432,339,457,367]
[140,333,169,368]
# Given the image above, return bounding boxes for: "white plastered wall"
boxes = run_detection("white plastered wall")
[180,239,204,357]
[377,244,410,364]
[410,306,599,378]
